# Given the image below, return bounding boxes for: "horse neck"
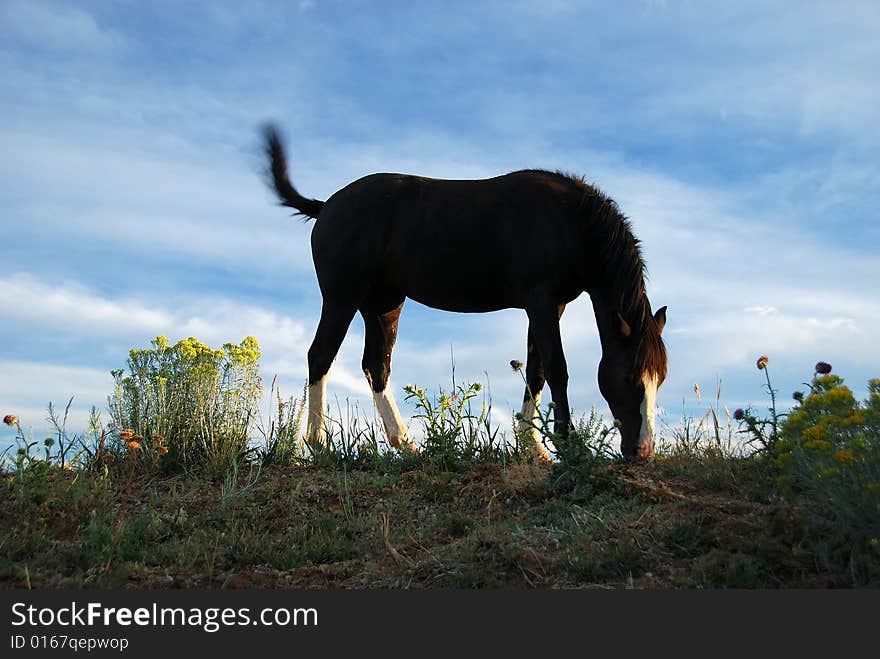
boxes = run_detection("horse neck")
[577,207,647,321]
[589,294,621,354]
[589,290,648,354]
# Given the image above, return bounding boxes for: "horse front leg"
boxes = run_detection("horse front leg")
[518,304,566,461]
[525,302,571,442]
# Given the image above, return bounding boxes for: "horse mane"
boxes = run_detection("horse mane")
[519,169,667,380]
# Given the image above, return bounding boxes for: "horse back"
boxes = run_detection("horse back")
[311,171,587,311]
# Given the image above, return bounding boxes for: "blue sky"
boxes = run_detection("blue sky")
[2,0,879,452]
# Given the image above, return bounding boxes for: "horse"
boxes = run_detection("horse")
[262,124,667,460]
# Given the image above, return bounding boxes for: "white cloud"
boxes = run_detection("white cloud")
[0,274,172,337]
[0,361,112,435]
[0,128,314,273]
[0,1,126,53]
[0,273,367,419]
[745,306,778,316]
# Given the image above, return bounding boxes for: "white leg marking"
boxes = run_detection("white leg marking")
[307,373,329,448]
[373,387,415,451]
[518,391,550,461]
[639,373,659,457]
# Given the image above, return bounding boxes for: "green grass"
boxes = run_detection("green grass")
[2,341,878,588]
[0,452,874,588]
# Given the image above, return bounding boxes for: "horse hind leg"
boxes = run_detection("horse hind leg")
[360,301,416,452]
[306,299,358,449]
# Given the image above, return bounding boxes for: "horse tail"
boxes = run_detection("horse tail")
[262,123,325,220]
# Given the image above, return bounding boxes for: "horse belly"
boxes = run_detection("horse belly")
[399,241,523,312]
[405,284,517,313]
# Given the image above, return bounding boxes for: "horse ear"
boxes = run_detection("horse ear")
[654,305,667,334]
[617,313,632,339]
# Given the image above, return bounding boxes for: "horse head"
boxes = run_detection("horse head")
[598,305,667,458]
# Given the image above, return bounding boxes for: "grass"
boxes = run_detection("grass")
[1,340,878,589]
[0,456,850,589]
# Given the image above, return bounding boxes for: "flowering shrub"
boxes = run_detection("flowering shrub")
[775,374,880,486]
[108,335,262,477]
[754,364,880,584]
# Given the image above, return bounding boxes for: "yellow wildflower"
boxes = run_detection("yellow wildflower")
[156,445,169,455]
[774,453,793,468]
[120,429,135,440]
[127,440,142,451]
[152,434,165,444]
[756,355,769,370]
[803,439,833,454]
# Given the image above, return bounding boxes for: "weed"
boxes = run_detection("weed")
[549,408,620,500]
[258,379,307,467]
[405,382,487,468]
[220,459,261,512]
[732,355,785,455]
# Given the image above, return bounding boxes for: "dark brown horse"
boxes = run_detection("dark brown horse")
[262,124,667,459]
